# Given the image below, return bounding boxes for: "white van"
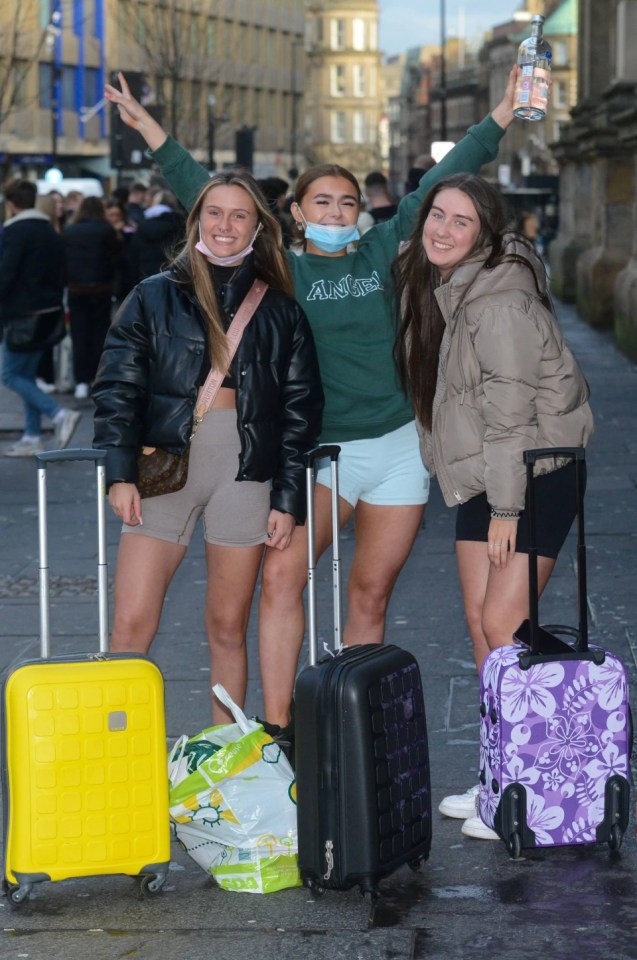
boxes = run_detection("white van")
[36,177,104,198]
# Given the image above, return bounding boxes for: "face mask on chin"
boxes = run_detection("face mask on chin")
[298,211,360,254]
[195,222,262,266]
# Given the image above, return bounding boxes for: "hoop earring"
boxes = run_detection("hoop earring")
[295,220,304,232]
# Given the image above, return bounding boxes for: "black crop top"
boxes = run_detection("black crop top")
[197,263,238,389]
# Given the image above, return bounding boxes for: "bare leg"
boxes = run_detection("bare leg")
[344,502,425,647]
[111,533,187,653]
[258,483,353,727]
[204,542,264,724]
[456,541,556,673]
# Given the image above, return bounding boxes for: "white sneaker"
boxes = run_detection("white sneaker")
[53,409,82,449]
[3,438,44,458]
[461,815,500,841]
[74,383,89,399]
[36,378,57,394]
[438,784,480,819]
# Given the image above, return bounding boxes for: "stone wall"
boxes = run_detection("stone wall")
[549,0,637,358]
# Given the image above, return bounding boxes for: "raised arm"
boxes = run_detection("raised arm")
[392,66,519,241]
[105,73,168,152]
[105,73,209,211]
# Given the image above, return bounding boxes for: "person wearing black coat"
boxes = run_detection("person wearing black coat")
[63,196,122,397]
[92,171,323,723]
[0,178,81,457]
[129,189,184,282]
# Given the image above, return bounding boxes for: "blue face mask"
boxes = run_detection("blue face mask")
[300,213,360,254]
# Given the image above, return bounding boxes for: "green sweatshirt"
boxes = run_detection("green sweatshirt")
[152,116,505,441]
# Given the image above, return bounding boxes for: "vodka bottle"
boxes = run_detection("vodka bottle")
[513,15,552,121]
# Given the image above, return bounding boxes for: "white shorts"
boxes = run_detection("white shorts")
[315,420,430,507]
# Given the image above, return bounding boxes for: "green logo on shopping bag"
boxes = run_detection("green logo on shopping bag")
[184,740,222,773]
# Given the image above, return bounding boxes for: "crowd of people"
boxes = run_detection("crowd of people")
[1,67,593,844]
[0,177,186,443]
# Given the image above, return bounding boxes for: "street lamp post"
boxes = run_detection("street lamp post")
[207,94,217,172]
[439,0,447,141]
[289,38,302,179]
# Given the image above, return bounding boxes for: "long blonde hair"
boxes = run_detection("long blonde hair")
[170,172,293,372]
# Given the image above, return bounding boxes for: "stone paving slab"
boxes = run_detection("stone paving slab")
[1,299,636,960]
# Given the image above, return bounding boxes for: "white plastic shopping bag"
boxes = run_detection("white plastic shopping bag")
[168,684,300,894]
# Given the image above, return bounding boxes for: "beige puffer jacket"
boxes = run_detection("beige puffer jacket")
[422,239,594,513]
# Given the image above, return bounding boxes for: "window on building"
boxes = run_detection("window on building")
[553,80,568,108]
[330,64,346,97]
[353,18,365,51]
[330,110,346,143]
[553,41,568,66]
[207,18,216,55]
[369,20,378,51]
[353,64,365,97]
[84,67,100,107]
[61,65,76,110]
[369,66,377,98]
[353,111,365,143]
[267,29,276,65]
[316,17,323,45]
[330,18,345,50]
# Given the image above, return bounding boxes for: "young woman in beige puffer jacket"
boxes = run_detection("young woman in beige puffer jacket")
[393,173,594,838]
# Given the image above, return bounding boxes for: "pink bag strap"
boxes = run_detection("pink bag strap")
[192,279,268,432]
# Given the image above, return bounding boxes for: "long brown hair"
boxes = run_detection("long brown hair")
[393,173,513,430]
[170,171,294,372]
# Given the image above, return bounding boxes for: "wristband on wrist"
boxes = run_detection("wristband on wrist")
[490,509,520,520]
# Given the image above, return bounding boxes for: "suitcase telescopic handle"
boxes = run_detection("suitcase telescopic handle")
[305,445,342,666]
[523,447,588,655]
[35,448,109,658]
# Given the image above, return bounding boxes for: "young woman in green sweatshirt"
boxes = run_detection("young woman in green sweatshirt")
[104,71,516,741]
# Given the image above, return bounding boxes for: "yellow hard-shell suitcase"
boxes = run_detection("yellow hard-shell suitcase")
[2,450,170,906]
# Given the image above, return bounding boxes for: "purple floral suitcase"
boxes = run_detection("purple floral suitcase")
[477,448,631,858]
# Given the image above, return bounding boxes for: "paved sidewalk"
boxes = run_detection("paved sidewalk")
[0,299,636,960]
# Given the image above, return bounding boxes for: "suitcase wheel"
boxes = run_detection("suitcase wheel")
[304,878,326,898]
[506,832,522,860]
[408,856,425,873]
[3,879,31,907]
[139,873,166,897]
[608,824,623,853]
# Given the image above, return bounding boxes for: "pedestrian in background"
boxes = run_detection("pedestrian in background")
[34,192,65,393]
[393,173,594,839]
[257,177,295,248]
[129,189,184,282]
[63,196,121,399]
[105,199,137,304]
[0,178,80,456]
[93,171,323,723]
[125,181,148,227]
[63,190,84,226]
[358,171,398,235]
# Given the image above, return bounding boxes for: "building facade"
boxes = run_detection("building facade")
[550,0,637,359]
[305,0,382,182]
[0,0,107,179]
[0,0,306,183]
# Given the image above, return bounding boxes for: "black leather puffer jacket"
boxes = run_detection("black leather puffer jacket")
[93,257,324,522]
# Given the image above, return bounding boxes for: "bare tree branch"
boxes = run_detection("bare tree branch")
[115,0,231,152]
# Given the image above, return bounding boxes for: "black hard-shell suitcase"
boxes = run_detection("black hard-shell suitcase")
[295,446,432,904]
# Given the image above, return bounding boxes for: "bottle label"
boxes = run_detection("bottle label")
[514,67,533,107]
[531,67,550,112]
